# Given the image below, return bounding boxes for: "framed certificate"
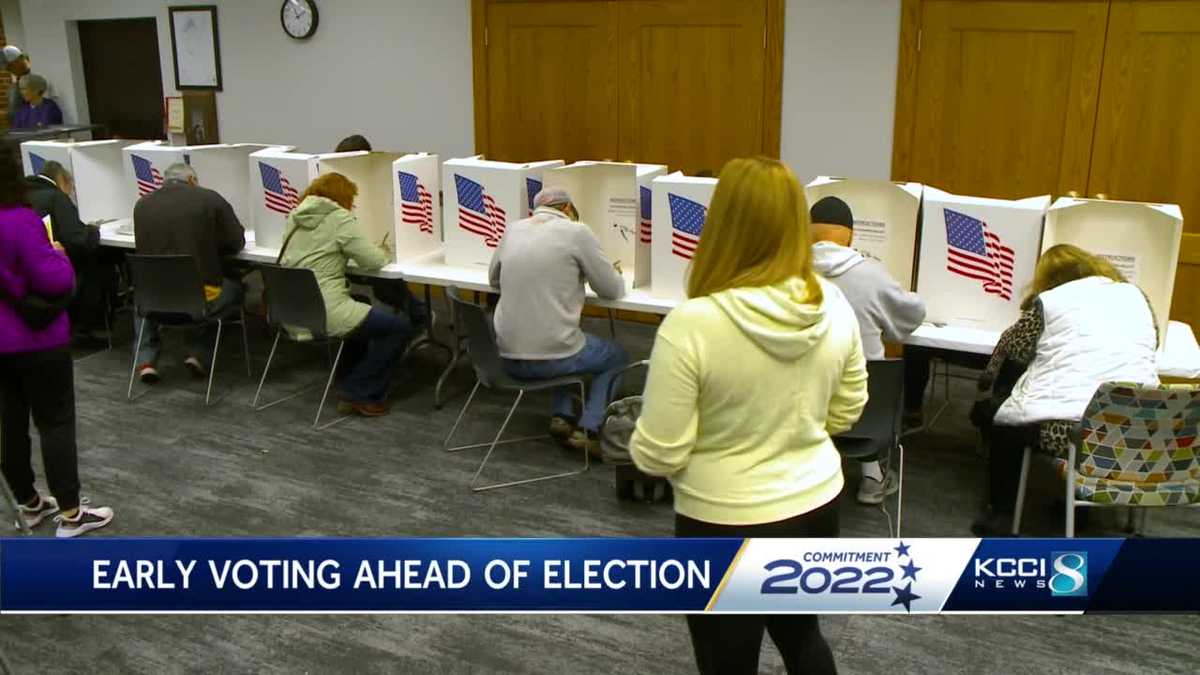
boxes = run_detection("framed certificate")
[168,5,222,90]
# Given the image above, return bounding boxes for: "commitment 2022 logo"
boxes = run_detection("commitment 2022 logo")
[757,541,922,611]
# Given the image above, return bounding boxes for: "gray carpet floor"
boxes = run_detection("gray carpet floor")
[1,311,1198,674]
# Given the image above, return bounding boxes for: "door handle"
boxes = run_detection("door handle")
[1093,193,1108,200]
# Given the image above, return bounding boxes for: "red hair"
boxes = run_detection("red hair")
[301,172,358,210]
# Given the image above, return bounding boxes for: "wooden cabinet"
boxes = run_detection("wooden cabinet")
[472,0,783,174]
[894,0,1200,331]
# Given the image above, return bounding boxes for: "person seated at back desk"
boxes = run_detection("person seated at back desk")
[810,196,926,505]
[11,73,62,129]
[132,163,245,384]
[488,187,628,456]
[25,160,113,341]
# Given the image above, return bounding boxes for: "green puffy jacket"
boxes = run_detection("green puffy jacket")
[278,195,388,338]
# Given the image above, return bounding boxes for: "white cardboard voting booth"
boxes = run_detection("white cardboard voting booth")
[916,187,1049,332]
[250,149,404,262]
[122,141,176,206]
[392,153,441,261]
[805,177,923,290]
[1043,197,1183,344]
[543,161,667,287]
[21,139,144,222]
[650,172,718,301]
[441,157,564,269]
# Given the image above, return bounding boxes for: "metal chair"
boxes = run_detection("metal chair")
[834,359,906,537]
[441,287,589,492]
[252,264,349,430]
[125,254,251,406]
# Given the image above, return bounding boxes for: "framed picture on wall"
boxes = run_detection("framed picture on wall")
[168,5,222,90]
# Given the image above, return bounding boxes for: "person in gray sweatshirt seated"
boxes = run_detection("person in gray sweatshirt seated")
[489,187,629,456]
[810,196,926,505]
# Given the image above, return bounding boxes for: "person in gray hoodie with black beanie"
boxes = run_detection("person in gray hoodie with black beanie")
[810,196,925,505]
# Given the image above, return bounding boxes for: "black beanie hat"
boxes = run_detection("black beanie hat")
[809,196,854,229]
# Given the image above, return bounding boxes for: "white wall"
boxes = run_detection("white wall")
[781,0,901,182]
[11,0,899,177]
[1,0,25,51]
[14,0,475,155]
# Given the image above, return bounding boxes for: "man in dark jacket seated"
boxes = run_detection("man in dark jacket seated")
[25,161,112,341]
[132,163,246,383]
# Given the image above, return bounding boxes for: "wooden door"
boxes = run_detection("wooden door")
[893,1,1109,198]
[1087,0,1200,331]
[617,0,777,175]
[78,19,165,140]
[477,1,619,163]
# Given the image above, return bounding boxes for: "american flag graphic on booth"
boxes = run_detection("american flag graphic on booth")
[639,186,652,244]
[944,208,1015,301]
[526,177,542,216]
[398,171,434,234]
[455,174,507,248]
[29,153,46,174]
[668,193,707,260]
[259,163,300,215]
[131,155,163,196]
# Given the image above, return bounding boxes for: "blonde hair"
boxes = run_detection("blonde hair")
[1022,243,1126,309]
[301,172,358,211]
[686,157,822,304]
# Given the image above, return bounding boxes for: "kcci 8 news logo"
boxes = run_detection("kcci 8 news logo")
[973,551,1087,596]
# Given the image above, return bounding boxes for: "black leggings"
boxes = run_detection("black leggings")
[675,498,840,675]
[0,347,81,511]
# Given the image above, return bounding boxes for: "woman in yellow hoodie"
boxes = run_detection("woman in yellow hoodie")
[631,157,866,674]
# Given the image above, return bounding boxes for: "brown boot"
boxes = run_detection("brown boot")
[567,429,603,461]
[549,416,575,445]
[337,399,391,417]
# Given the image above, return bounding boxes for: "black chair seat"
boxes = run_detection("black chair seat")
[833,436,887,460]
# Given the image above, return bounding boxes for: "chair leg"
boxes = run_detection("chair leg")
[127,317,146,401]
[205,319,224,406]
[251,331,281,409]
[314,341,348,429]
[896,441,905,539]
[469,390,525,490]
[1011,446,1032,536]
[607,308,617,340]
[444,380,481,449]
[240,310,252,377]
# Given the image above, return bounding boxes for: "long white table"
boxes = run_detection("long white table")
[100,221,1200,384]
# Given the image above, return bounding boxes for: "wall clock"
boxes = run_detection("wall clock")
[281,0,318,40]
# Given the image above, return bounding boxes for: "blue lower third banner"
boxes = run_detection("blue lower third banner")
[0,538,1196,613]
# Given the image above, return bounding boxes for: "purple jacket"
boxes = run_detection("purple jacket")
[0,205,75,353]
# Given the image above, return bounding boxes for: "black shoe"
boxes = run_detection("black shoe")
[971,509,1016,537]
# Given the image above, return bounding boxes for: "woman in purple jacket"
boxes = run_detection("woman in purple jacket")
[0,143,113,538]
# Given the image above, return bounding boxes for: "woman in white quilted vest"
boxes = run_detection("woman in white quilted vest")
[971,244,1158,536]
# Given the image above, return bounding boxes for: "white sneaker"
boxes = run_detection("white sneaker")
[183,356,208,378]
[55,505,115,538]
[15,495,59,530]
[857,471,899,505]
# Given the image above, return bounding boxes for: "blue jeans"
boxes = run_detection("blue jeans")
[134,278,244,369]
[502,334,629,432]
[338,307,414,404]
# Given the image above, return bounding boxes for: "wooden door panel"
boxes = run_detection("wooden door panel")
[618,0,767,174]
[1088,0,1200,331]
[902,1,1107,198]
[484,1,618,163]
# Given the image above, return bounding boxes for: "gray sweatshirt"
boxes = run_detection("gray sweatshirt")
[489,206,625,360]
[811,241,925,360]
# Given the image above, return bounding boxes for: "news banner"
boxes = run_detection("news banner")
[0,538,1196,613]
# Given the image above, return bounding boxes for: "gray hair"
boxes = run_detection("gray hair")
[39,160,71,185]
[19,73,46,95]
[533,187,573,211]
[163,163,197,184]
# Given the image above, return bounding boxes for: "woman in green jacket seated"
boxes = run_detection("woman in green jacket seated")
[279,172,413,416]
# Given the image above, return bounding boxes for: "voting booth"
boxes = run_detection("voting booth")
[21,139,145,222]
[650,172,718,301]
[250,149,405,261]
[122,141,177,206]
[543,161,667,287]
[441,157,564,269]
[805,177,923,290]
[916,187,1049,332]
[1043,197,1183,344]
[392,153,441,261]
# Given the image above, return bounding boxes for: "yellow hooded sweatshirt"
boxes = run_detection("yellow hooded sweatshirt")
[631,276,867,525]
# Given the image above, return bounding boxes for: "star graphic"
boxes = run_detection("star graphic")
[900,559,922,582]
[894,541,911,558]
[891,582,921,612]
